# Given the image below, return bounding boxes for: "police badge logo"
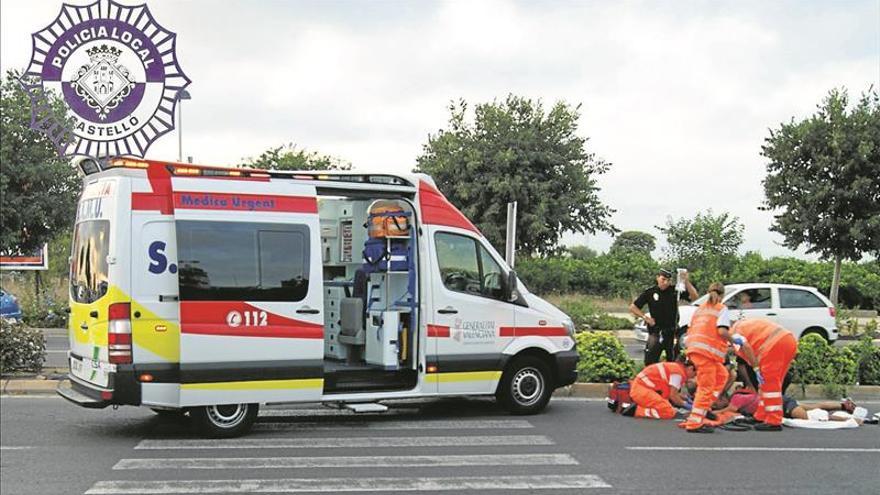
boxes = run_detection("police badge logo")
[19,0,190,158]
[71,44,135,120]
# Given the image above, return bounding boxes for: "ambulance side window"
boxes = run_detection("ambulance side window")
[177,221,309,302]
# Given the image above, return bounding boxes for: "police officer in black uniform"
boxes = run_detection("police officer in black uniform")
[630,269,698,365]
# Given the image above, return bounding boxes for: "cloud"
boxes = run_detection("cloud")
[1,0,877,258]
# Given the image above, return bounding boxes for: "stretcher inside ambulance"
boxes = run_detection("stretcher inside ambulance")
[59,157,578,437]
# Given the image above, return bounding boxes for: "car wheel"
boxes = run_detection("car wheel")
[496,356,553,415]
[800,327,829,343]
[190,403,259,438]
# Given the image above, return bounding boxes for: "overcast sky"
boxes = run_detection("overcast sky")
[2,0,878,258]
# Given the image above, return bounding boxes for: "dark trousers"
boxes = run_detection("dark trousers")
[644,327,676,365]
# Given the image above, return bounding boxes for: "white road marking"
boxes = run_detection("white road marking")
[0,446,34,450]
[114,453,578,470]
[85,474,610,494]
[627,447,880,453]
[253,419,533,431]
[136,435,553,450]
[258,408,414,417]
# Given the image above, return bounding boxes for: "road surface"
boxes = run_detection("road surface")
[2,395,878,494]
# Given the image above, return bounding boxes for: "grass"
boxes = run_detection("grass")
[544,294,632,315]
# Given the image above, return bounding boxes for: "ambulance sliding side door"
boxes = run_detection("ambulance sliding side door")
[170,177,324,407]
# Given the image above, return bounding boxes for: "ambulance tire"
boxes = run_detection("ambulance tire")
[497,356,552,415]
[190,403,259,438]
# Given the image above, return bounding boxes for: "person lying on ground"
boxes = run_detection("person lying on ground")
[716,387,867,424]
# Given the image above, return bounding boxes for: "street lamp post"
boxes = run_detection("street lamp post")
[176,89,191,162]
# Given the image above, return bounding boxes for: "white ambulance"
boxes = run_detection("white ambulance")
[60,157,578,437]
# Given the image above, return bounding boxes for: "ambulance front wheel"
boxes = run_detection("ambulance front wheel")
[190,403,259,438]
[497,356,552,415]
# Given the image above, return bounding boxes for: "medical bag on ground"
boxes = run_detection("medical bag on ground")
[607,381,632,413]
[367,201,410,238]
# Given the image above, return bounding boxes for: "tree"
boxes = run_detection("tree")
[658,210,744,286]
[241,143,350,171]
[761,88,880,305]
[0,71,79,256]
[566,245,598,260]
[610,230,656,256]
[415,95,616,255]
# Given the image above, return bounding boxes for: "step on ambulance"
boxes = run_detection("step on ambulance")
[60,157,578,437]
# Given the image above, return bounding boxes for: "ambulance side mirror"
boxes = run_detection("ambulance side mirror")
[506,270,519,302]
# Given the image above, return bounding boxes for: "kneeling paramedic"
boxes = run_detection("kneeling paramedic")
[681,282,732,433]
[730,318,798,431]
[624,359,696,419]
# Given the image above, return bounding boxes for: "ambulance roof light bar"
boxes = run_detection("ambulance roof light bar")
[268,171,413,187]
[82,157,413,187]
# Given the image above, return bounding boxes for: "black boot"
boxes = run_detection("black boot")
[686,424,715,433]
[621,403,637,417]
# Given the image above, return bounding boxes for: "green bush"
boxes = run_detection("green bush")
[0,320,46,373]
[551,295,632,330]
[851,334,880,386]
[18,289,68,328]
[518,251,879,309]
[575,331,636,382]
[587,314,632,331]
[790,334,858,386]
[553,296,600,330]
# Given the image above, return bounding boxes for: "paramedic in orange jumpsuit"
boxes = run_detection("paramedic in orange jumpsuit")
[628,361,696,419]
[730,318,798,431]
[682,282,733,433]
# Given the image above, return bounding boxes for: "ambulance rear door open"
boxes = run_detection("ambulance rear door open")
[169,176,324,407]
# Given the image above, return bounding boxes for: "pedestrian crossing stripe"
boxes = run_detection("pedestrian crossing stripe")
[113,453,579,470]
[252,419,534,430]
[85,474,611,494]
[135,434,555,450]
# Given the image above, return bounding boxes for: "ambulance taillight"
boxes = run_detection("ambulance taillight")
[108,303,132,365]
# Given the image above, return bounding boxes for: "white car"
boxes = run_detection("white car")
[634,283,839,343]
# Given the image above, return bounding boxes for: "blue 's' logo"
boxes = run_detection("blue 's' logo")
[148,241,177,274]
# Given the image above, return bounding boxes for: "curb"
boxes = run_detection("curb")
[1,377,64,395]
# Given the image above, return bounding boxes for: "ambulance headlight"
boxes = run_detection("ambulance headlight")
[562,319,575,337]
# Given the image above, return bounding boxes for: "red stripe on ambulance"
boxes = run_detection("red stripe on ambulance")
[499,326,568,337]
[418,180,480,233]
[132,162,174,214]
[172,192,318,213]
[180,301,323,339]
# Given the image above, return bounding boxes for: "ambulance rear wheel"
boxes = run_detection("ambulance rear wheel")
[191,403,259,438]
[497,356,552,415]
